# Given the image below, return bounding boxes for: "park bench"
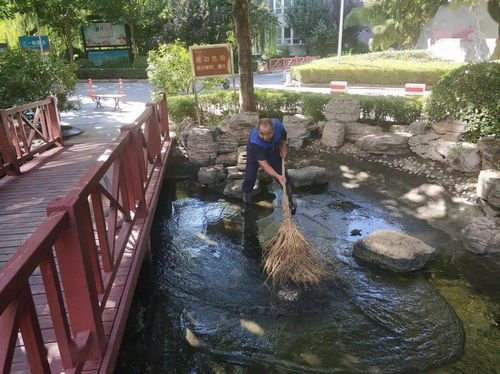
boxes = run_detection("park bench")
[87,78,127,111]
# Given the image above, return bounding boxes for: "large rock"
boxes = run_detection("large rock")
[198,165,227,185]
[236,145,247,171]
[432,119,466,141]
[215,152,238,166]
[218,112,258,145]
[321,121,345,148]
[216,133,239,154]
[187,127,217,166]
[288,166,327,188]
[390,124,410,135]
[177,117,197,147]
[354,133,410,155]
[409,121,430,135]
[446,142,481,172]
[283,114,316,148]
[344,123,383,142]
[461,217,500,254]
[353,230,436,272]
[477,170,500,209]
[409,134,452,162]
[223,179,260,200]
[323,98,361,122]
[226,166,245,180]
[477,136,500,170]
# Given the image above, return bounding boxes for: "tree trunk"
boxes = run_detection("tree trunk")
[129,22,139,58]
[232,0,256,112]
[63,20,74,62]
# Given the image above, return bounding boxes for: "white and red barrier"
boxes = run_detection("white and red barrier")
[330,81,348,94]
[405,83,426,96]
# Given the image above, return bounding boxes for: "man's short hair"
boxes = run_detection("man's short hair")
[258,118,274,130]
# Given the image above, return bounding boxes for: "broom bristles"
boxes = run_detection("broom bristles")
[262,191,327,289]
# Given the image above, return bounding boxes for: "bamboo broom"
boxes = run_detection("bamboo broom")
[262,158,327,288]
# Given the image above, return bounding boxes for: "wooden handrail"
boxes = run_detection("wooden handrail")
[0,92,171,373]
[0,96,63,176]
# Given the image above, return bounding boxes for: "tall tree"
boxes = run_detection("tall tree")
[9,0,88,61]
[285,0,336,55]
[232,0,255,112]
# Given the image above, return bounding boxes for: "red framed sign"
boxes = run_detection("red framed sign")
[189,44,233,79]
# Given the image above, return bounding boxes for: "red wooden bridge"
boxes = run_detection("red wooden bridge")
[0,94,172,373]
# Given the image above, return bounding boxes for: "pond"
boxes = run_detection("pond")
[116,152,500,374]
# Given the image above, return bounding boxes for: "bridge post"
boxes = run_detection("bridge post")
[159,93,170,138]
[46,195,106,360]
[145,103,162,163]
[0,110,21,175]
[120,126,146,212]
[46,96,64,147]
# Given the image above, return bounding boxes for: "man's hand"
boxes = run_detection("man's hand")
[277,174,287,187]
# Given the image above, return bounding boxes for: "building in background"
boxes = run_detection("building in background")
[266,0,306,56]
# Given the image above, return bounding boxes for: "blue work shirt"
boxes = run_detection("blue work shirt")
[246,119,287,168]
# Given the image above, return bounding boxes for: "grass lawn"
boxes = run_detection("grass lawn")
[291,50,461,86]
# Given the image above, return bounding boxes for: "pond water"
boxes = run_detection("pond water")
[116,152,500,374]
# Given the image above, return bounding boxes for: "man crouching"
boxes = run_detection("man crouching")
[241,118,296,216]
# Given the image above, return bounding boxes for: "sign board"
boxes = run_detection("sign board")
[19,36,50,51]
[87,49,130,66]
[82,23,129,47]
[189,44,233,78]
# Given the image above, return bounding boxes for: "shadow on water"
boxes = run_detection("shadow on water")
[116,152,500,374]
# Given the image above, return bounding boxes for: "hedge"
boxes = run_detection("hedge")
[291,51,460,85]
[167,89,424,126]
[425,61,500,142]
[76,68,147,80]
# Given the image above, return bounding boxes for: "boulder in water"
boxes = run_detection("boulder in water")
[288,166,327,188]
[353,230,436,271]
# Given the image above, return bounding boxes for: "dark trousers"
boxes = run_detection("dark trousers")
[242,158,292,199]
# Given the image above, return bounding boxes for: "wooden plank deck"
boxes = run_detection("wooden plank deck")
[1,138,171,373]
[0,143,109,268]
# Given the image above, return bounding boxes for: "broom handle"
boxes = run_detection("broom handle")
[281,156,286,191]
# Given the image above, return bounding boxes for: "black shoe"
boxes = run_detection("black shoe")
[241,202,251,216]
[289,199,296,215]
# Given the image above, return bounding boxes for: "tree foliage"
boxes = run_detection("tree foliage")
[0,48,76,110]
[285,0,337,56]
[147,42,193,96]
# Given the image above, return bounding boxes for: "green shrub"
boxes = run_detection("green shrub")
[76,58,94,68]
[291,50,459,85]
[167,95,196,122]
[100,58,131,68]
[166,89,423,126]
[133,56,149,68]
[76,68,148,79]
[0,48,77,110]
[148,42,193,96]
[425,62,500,142]
[360,95,424,125]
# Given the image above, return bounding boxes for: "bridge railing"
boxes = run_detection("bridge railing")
[0,93,170,373]
[0,96,63,176]
[266,56,320,71]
